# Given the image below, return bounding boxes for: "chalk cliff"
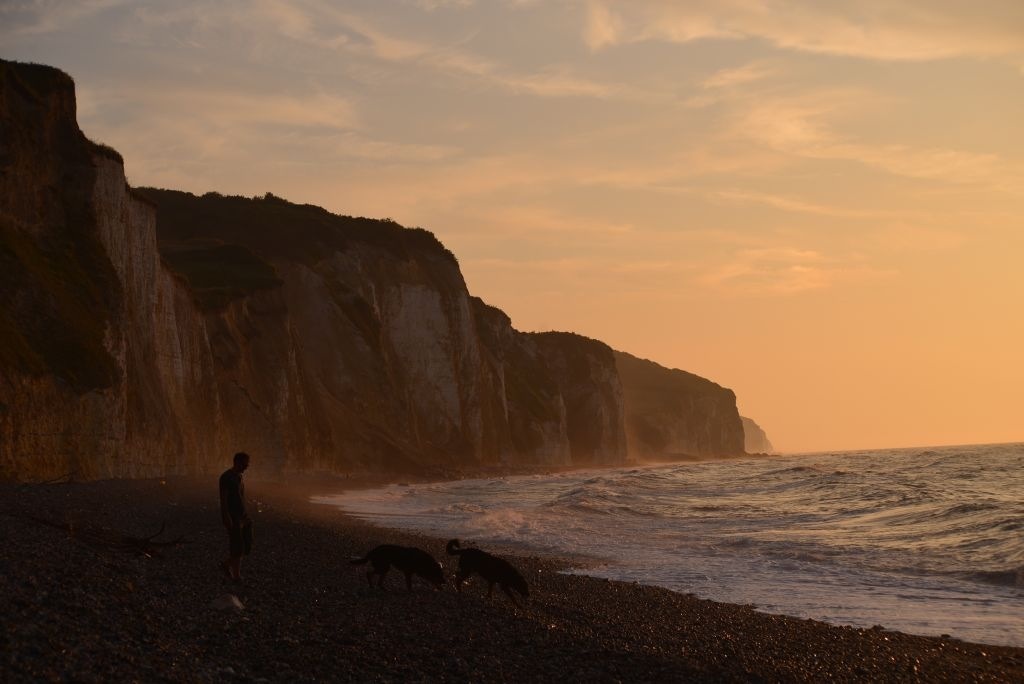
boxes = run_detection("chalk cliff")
[615,351,745,459]
[531,333,627,465]
[0,60,746,481]
[741,416,775,454]
[0,61,227,479]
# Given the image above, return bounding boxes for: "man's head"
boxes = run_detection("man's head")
[233,452,250,472]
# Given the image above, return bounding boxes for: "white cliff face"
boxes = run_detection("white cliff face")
[520,391,571,465]
[380,281,485,457]
[0,142,202,479]
[385,283,463,434]
[93,159,158,325]
[92,157,174,475]
[151,267,220,472]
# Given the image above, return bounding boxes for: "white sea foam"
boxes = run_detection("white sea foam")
[314,443,1024,647]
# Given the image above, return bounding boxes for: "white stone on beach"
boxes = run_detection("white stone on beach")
[210,594,245,611]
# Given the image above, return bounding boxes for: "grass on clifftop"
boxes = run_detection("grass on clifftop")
[614,350,731,398]
[137,188,460,311]
[137,188,458,268]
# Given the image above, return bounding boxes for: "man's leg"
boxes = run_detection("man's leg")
[225,527,243,581]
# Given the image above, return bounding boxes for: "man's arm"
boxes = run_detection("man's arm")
[220,475,242,528]
[220,493,234,528]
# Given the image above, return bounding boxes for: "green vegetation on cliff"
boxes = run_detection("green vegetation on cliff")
[160,243,282,311]
[0,224,121,390]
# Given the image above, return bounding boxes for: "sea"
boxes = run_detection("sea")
[314,442,1024,647]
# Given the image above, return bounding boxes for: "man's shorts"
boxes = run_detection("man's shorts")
[228,522,253,557]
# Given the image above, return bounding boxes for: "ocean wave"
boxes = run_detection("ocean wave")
[936,502,1003,519]
[544,484,656,518]
[318,443,1024,647]
[963,568,1024,588]
[761,464,825,477]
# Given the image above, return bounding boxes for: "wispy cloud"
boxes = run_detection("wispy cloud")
[248,1,622,98]
[712,189,912,220]
[0,0,131,36]
[727,90,1023,191]
[699,247,888,296]
[702,62,774,90]
[867,226,968,253]
[408,0,476,10]
[582,1,1024,64]
[462,255,703,302]
[10,0,621,100]
[88,85,359,132]
[341,12,620,97]
[583,1,624,51]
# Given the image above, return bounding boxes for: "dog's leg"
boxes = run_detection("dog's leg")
[370,559,388,588]
[455,569,470,592]
[501,584,521,608]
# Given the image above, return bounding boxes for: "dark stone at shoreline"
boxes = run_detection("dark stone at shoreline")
[1,478,1021,682]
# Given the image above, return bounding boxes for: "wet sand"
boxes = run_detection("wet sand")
[1,477,1021,682]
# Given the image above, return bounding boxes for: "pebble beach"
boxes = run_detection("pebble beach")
[2,477,1021,682]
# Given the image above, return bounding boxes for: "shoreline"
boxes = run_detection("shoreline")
[2,477,1022,682]
[316,464,1024,650]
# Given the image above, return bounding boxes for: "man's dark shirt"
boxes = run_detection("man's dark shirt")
[219,468,246,520]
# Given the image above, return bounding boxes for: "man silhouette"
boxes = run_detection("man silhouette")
[219,452,252,582]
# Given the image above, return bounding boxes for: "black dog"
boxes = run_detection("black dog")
[446,539,529,606]
[351,544,445,590]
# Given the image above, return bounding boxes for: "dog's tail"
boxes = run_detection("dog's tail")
[350,555,370,565]
[446,539,464,556]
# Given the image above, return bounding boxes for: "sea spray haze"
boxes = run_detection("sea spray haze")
[318,443,1024,647]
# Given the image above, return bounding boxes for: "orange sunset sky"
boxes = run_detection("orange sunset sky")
[3,1,1023,453]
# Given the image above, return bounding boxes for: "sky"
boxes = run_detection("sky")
[3,0,1023,453]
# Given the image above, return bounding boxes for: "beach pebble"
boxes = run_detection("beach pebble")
[1,478,1021,683]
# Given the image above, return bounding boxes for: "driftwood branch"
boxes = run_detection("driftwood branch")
[13,515,191,557]
[117,522,191,557]
[16,472,74,489]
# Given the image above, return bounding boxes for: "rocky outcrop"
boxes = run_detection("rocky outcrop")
[615,351,745,460]
[1,60,745,481]
[741,416,774,454]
